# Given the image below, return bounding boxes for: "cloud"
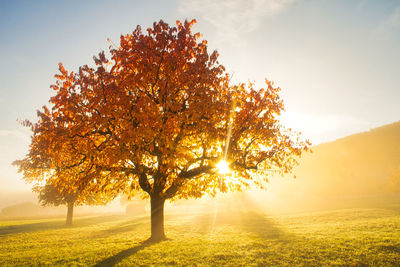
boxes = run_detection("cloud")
[280,112,375,145]
[386,6,400,29]
[0,129,30,142]
[373,5,400,36]
[178,0,295,44]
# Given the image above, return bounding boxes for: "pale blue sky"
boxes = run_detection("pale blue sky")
[1,0,399,192]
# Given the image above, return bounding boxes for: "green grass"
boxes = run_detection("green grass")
[1,204,400,266]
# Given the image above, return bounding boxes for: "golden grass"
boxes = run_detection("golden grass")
[1,203,400,266]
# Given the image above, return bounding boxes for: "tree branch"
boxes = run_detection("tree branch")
[138,172,151,194]
[178,165,214,179]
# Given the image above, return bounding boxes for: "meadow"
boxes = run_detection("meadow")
[1,200,400,266]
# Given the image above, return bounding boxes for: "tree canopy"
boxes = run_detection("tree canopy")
[15,19,310,241]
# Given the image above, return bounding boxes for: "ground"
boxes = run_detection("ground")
[1,202,400,266]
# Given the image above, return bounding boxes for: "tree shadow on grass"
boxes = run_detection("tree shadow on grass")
[93,238,156,267]
[239,210,288,239]
[0,215,124,236]
[90,217,148,238]
[195,209,287,239]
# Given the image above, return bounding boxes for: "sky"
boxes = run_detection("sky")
[0,0,399,193]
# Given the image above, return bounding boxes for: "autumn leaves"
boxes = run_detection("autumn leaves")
[15,19,309,240]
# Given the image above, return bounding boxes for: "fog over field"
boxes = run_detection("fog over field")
[1,1,400,265]
[2,121,399,220]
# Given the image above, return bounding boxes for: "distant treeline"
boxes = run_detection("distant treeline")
[0,202,65,219]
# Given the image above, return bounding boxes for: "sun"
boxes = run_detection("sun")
[216,160,230,174]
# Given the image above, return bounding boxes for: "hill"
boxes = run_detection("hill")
[264,121,400,212]
[301,120,400,195]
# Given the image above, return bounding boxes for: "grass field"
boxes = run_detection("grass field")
[1,201,400,266]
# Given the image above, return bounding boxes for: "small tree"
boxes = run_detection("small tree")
[13,102,116,226]
[34,181,77,225]
[34,179,111,226]
[16,19,310,241]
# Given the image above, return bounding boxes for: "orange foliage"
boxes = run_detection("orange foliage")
[15,19,310,204]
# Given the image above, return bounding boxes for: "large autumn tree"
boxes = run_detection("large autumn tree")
[16,19,310,241]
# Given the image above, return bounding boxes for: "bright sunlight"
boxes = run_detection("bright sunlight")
[216,160,230,174]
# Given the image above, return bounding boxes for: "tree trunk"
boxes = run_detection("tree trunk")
[150,195,166,242]
[66,201,74,226]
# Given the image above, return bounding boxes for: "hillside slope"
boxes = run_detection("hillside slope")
[298,120,400,196]
[264,121,400,212]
